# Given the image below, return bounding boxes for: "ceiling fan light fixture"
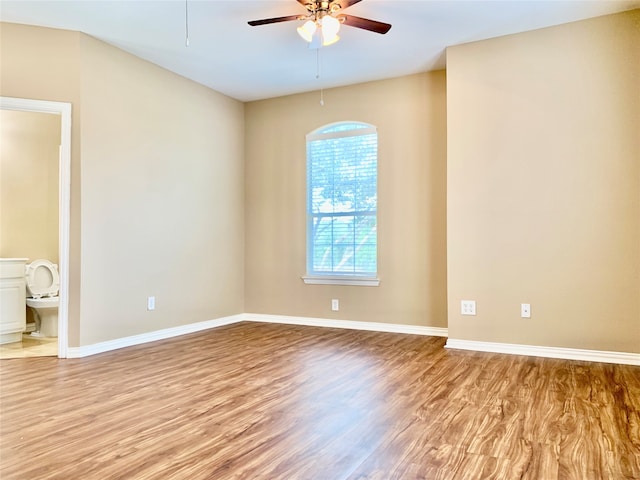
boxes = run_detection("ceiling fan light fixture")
[321,14,340,41]
[297,19,317,42]
[249,0,392,46]
[322,33,340,46]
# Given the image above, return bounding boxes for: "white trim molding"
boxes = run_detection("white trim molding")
[445,339,640,366]
[1,96,72,359]
[63,313,638,366]
[244,313,448,337]
[301,275,380,286]
[65,313,447,358]
[67,314,244,358]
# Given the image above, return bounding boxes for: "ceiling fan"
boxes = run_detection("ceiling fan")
[248,0,392,48]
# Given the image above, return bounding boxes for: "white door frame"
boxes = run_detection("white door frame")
[1,96,71,358]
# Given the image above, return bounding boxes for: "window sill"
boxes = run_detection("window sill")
[301,275,380,287]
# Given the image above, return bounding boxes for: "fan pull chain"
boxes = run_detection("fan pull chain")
[316,48,324,106]
[185,0,190,47]
[316,47,321,80]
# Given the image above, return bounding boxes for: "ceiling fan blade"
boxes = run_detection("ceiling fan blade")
[341,14,391,34]
[296,0,314,10]
[335,0,363,9]
[248,15,301,27]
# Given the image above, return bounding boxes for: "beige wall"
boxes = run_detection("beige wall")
[4,11,637,354]
[446,10,640,353]
[78,35,245,345]
[245,73,448,327]
[1,22,83,344]
[1,23,245,347]
[1,110,60,263]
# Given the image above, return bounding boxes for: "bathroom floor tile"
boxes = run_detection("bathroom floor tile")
[0,334,57,359]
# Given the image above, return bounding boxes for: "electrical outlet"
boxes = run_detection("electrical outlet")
[521,303,531,318]
[147,296,155,311]
[461,300,476,316]
[331,299,339,311]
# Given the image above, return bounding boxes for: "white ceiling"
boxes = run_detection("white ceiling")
[1,0,638,101]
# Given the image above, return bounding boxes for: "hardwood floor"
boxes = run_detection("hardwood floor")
[1,322,638,479]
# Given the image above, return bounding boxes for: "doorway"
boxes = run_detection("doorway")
[0,97,71,358]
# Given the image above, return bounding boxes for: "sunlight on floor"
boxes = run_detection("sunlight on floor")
[0,334,57,359]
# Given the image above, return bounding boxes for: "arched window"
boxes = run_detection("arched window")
[303,121,379,286]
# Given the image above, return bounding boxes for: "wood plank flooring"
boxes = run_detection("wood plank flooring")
[1,322,638,479]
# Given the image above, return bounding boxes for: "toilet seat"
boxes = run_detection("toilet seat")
[26,296,58,308]
[25,259,59,299]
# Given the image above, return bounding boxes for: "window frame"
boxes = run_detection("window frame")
[302,121,380,287]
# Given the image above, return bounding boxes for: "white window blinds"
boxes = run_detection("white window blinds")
[306,122,378,277]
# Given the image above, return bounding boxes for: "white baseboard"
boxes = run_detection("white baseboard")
[445,338,640,366]
[244,313,449,337]
[66,314,244,358]
[64,313,637,366]
[65,313,446,358]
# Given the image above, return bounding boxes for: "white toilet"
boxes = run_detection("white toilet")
[25,259,59,337]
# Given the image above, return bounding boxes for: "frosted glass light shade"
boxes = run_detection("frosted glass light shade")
[297,20,317,42]
[321,15,340,42]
